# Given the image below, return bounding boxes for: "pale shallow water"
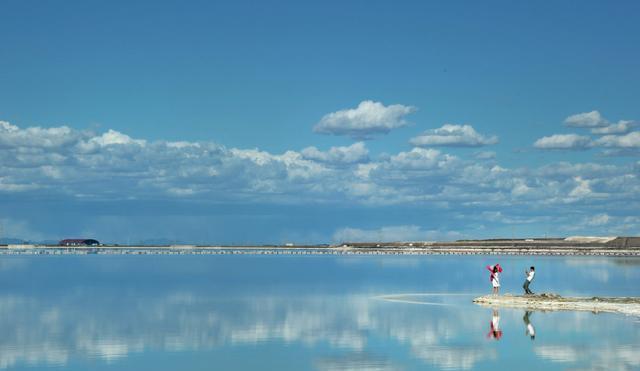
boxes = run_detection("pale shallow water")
[0,254,639,370]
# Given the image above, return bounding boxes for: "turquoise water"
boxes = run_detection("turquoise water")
[0,254,639,370]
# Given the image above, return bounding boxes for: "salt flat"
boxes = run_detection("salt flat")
[474,293,640,317]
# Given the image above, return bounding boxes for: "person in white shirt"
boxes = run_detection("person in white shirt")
[523,266,535,295]
[523,311,535,340]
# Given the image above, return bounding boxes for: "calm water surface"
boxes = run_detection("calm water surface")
[1,254,639,370]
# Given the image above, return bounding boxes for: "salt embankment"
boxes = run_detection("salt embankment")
[473,293,640,317]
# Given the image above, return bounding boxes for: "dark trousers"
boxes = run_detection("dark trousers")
[523,280,533,294]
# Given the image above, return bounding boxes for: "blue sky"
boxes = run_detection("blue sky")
[1,0,639,244]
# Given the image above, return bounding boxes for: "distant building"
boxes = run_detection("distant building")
[59,239,100,246]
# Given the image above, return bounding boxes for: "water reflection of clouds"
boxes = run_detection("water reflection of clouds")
[314,352,398,371]
[412,346,496,370]
[0,293,372,368]
[0,289,638,370]
[535,345,581,363]
[0,258,28,272]
[80,340,135,362]
[0,292,495,370]
[374,300,496,369]
[565,258,640,282]
[334,256,423,268]
[0,346,68,369]
[535,344,640,370]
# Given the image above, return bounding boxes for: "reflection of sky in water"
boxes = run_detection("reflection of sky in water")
[0,255,638,370]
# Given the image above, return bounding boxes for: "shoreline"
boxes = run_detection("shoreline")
[473,293,640,317]
[1,244,640,256]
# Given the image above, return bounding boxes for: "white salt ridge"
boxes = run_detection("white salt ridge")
[564,236,617,243]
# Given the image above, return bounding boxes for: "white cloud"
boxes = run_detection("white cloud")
[533,134,591,150]
[88,129,146,147]
[0,121,83,149]
[2,120,640,240]
[474,151,496,160]
[0,121,336,202]
[564,110,608,128]
[388,148,456,170]
[594,131,640,148]
[535,162,619,178]
[332,225,460,242]
[75,129,147,153]
[409,124,498,147]
[591,120,635,135]
[568,176,594,199]
[301,142,369,164]
[511,179,532,196]
[584,213,611,226]
[0,121,17,132]
[474,211,545,225]
[538,112,638,155]
[313,100,416,139]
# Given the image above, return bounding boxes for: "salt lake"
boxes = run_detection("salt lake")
[0,254,639,370]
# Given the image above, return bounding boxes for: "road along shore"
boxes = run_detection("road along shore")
[1,244,640,256]
[473,293,640,317]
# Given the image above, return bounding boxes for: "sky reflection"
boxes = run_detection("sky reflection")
[0,255,638,370]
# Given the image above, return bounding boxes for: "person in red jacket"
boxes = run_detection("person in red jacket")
[487,309,503,340]
[486,263,503,295]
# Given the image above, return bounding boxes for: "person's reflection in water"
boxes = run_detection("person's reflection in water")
[523,311,536,340]
[486,309,503,340]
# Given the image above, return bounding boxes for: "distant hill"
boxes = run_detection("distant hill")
[0,238,29,245]
[0,238,65,245]
[0,237,189,246]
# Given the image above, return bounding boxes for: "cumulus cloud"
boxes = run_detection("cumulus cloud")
[564,110,608,128]
[567,176,603,200]
[78,129,146,152]
[301,142,369,164]
[0,121,331,201]
[313,100,416,139]
[594,131,640,148]
[537,112,638,155]
[2,120,640,240]
[409,124,498,147]
[388,148,456,170]
[0,121,83,149]
[591,120,635,135]
[533,134,591,150]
